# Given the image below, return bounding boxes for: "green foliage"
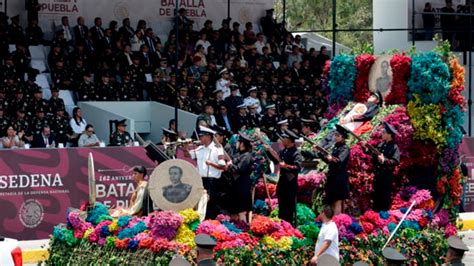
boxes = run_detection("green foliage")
[273,0,373,49]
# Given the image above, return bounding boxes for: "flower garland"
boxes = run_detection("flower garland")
[448,58,466,109]
[329,54,357,104]
[407,52,451,105]
[354,54,376,102]
[407,98,447,148]
[385,53,411,105]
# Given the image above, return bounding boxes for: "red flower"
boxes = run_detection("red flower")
[354,54,376,102]
[418,217,429,228]
[385,53,411,105]
[114,238,129,249]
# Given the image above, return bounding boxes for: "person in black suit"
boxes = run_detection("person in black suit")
[32,125,56,148]
[215,104,233,133]
[118,18,134,40]
[73,16,89,45]
[89,17,105,49]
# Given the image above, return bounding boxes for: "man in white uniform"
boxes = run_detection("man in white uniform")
[311,205,339,264]
[216,68,231,99]
[183,126,225,219]
[244,86,261,113]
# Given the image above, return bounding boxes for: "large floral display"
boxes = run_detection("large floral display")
[45,44,466,265]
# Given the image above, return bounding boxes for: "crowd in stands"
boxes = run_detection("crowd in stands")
[0,8,332,148]
[422,0,474,50]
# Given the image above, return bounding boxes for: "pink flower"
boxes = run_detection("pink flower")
[445,224,457,237]
[333,214,353,228]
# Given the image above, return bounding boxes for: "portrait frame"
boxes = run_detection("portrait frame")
[369,55,393,98]
[148,159,204,211]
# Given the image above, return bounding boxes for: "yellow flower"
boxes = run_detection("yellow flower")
[276,236,293,251]
[83,227,94,239]
[108,219,119,232]
[175,224,196,248]
[261,236,278,249]
[179,209,200,224]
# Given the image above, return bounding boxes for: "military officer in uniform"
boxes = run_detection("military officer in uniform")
[177,87,192,112]
[361,122,400,212]
[30,89,49,119]
[382,247,407,266]
[246,104,261,129]
[13,109,30,141]
[265,129,303,226]
[147,72,166,103]
[443,236,468,266]
[182,126,226,219]
[194,234,217,266]
[162,166,192,204]
[161,127,179,159]
[119,71,141,101]
[261,104,279,139]
[51,106,72,145]
[224,84,243,116]
[243,87,261,113]
[0,106,10,137]
[301,118,318,138]
[109,119,132,146]
[273,119,289,142]
[233,103,248,131]
[97,71,117,101]
[30,107,50,137]
[77,71,96,101]
[11,90,29,117]
[48,88,66,116]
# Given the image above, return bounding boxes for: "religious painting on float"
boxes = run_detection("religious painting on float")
[148,159,204,212]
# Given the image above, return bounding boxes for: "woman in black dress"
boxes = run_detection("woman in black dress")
[321,125,350,215]
[227,133,254,222]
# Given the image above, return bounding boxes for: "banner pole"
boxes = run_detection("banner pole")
[382,200,416,251]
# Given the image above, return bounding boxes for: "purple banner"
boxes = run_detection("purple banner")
[0,147,155,240]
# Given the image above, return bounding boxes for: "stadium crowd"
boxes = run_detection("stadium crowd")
[0,8,331,148]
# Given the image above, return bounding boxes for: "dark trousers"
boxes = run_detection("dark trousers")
[277,175,297,226]
[203,177,220,219]
[373,174,393,212]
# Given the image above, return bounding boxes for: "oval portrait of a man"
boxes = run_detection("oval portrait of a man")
[148,159,203,211]
[369,55,393,98]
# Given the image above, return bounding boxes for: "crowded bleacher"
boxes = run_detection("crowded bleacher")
[0,8,331,148]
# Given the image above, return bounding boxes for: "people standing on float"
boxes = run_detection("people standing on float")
[182,126,225,219]
[265,129,303,226]
[227,133,254,222]
[321,125,350,215]
[361,122,400,212]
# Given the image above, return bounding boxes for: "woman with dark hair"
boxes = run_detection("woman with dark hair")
[69,107,87,146]
[227,133,254,222]
[2,125,25,149]
[112,166,148,216]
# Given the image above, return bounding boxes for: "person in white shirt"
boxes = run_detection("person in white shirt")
[216,68,232,99]
[244,86,261,113]
[78,124,100,147]
[254,33,267,55]
[195,32,211,54]
[311,205,339,264]
[183,126,225,219]
[57,16,73,43]
[70,107,87,146]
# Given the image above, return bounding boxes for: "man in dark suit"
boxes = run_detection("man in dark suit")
[89,17,105,49]
[215,104,233,133]
[73,16,89,45]
[32,125,56,148]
